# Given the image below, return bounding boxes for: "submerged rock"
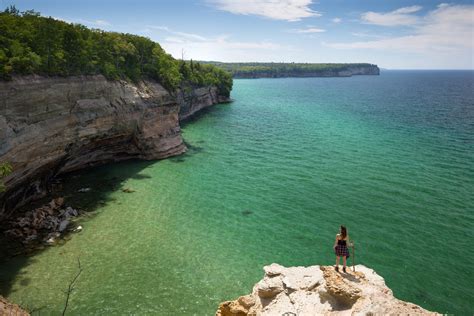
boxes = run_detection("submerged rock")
[3,198,80,246]
[58,219,69,232]
[45,237,56,245]
[216,264,439,315]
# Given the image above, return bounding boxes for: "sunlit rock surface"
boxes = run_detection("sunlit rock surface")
[217,263,439,315]
[0,295,29,315]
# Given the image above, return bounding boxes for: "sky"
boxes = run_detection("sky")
[3,0,474,69]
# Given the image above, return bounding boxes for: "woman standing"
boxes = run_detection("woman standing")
[333,225,350,272]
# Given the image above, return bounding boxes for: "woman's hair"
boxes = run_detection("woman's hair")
[340,225,347,239]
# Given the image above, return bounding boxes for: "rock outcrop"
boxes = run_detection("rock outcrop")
[178,86,231,121]
[0,75,228,217]
[216,264,439,315]
[3,197,80,246]
[0,295,29,316]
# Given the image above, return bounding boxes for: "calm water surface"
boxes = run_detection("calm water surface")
[1,70,473,315]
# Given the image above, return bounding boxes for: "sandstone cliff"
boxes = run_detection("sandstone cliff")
[0,75,228,217]
[217,264,439,315]
[179,86,231,121]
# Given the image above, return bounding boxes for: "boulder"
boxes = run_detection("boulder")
[256,277,284,299]
[58,219,69,232]
[216,264,440,315]
[4,198,80,245]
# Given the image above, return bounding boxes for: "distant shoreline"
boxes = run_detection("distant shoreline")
[201,62,380,78]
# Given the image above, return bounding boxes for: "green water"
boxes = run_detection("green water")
[1,71,473,315]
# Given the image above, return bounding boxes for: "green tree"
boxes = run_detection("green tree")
[0,162,12,192]
[0,8,233,96]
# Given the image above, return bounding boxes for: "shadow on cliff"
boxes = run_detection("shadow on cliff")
[0,159,155,299]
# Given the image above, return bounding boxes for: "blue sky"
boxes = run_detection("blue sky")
[3,0,474,69]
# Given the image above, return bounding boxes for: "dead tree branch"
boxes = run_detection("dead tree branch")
[61,257,83,316]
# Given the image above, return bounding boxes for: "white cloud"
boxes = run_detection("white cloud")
[332,17,342,23]
[162,37,294,62]
[54,17,112,27]
[143,26,295,61]
[351,32,385,38]
[392,5,423,14]
[94,20,111,27]
[361,5,422,26]
[149,26,207,41]
[207,0,320,21]
[290,27,326,33]
[325,4,474,68]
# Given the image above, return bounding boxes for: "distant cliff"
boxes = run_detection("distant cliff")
[202,62,380,79]
[217,263,438,315]
[0,75,229,218]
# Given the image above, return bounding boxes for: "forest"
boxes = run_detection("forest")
[204,62,378,78]
[0,6,232,96]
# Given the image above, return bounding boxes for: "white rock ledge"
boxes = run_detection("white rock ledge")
[216,264,439,316]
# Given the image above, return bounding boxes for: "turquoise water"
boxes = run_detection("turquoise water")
[1,71,473,315]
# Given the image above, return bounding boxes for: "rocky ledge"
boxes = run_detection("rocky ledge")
[217,264,439,315]
[0,75,229,217]
[3,197,81,247]
[0,295,29,315]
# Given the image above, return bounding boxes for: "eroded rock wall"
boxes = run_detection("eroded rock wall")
[0,75,225,217]
[178,86,230,121]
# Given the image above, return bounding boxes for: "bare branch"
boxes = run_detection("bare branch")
[61,257,83,316]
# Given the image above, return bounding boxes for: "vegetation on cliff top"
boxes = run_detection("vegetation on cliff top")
[203,62,378,78]
[0,162,12,192]
[0,6,232,96]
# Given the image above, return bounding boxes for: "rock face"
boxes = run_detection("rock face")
[0,295,29,316]
[216,264,439,315]
[4,197,80,246]
[178,86,231,121]
[0,75,228,217]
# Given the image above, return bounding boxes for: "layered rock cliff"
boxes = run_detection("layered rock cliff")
[0,75,228,218]
[217,264,439,315]
[178,86,231,121]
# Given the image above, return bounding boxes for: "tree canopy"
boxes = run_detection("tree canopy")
[0,6,232,96]
[203,62,378,78]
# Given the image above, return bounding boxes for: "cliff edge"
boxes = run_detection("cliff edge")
[217,264,439,315]
[0,75,228,217]
[0,295,29,315]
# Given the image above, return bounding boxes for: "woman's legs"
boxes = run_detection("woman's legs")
[343,256,347,269]
[335,256,340,270]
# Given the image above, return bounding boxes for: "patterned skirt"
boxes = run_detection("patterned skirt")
[335,244,350,257]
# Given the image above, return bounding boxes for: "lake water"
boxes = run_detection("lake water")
[1,71,473,315]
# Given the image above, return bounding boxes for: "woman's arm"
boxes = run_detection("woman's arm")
[333,234,339,249]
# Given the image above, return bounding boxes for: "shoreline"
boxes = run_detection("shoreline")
[0,75,230,255]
